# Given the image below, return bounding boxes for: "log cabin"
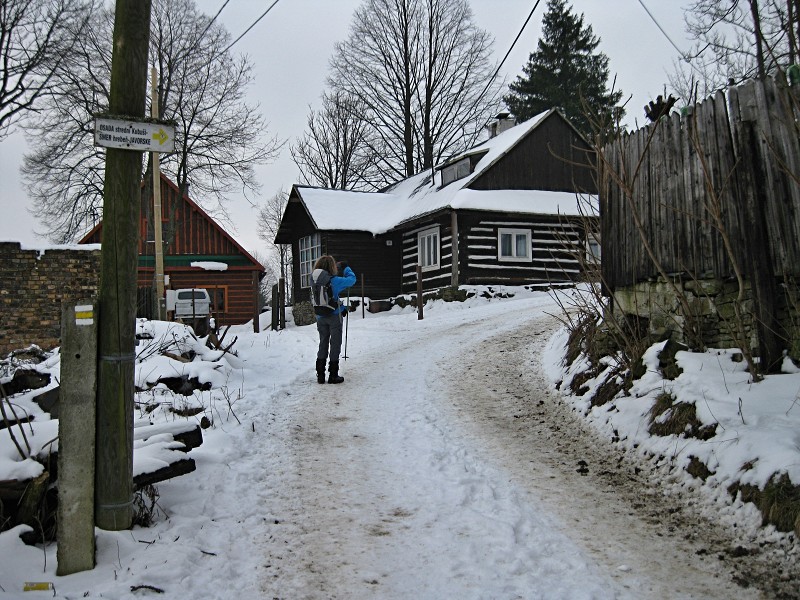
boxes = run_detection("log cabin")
[275,109,598,308]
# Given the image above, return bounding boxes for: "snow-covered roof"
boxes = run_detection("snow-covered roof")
[290,109,597,237]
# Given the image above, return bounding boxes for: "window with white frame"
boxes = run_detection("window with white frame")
[498,228,531,262]
[299,233,321,288]
[417,227,440,270]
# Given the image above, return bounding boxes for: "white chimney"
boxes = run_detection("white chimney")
[488,112,516,138]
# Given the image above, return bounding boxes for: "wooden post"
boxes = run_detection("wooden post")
[95,0,152,531]
[271,284,279,331]
[278,277,286,329]
[451,211,459,287]
[361,275,365,318]
[150,67,166,320]
[416,265,423,320]
[57,300,98,575]
[252,271,260,333]
[728,82,784,373]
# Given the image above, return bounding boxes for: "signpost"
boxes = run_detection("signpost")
[94,117,175,153]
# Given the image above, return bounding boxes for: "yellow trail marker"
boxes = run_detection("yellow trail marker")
[23,581,55,593]
[152,128,169,145]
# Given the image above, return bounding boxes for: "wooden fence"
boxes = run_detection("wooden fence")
[600,76,800,292]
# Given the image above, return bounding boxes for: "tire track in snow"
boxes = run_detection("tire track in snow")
[447,314,763,600]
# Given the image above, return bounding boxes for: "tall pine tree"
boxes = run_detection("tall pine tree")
[504,0,623,137]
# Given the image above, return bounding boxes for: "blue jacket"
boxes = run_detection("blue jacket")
[325,266,356,316]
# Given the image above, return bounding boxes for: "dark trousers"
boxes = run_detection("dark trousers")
[316,312,343,362]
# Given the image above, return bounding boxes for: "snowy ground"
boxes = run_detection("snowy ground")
[0,287,798,599]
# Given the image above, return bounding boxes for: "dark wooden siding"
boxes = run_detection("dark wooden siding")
[290,228,403,303]
[322,231,402,301]
[401,214,454,293]
[469,113,596,194]
[459,212,586,285]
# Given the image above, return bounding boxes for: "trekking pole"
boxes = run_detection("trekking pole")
[343,288,350,360]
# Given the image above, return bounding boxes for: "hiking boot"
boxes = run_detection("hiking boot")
[328,361,344,384]
[316,359,326,384]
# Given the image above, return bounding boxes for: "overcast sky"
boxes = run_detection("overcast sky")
[0,0,688,254]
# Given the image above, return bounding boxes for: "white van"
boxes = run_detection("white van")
[172,288,211,319]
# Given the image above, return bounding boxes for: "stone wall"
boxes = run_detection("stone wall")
[613,276,800,356]
[0,243,100,356]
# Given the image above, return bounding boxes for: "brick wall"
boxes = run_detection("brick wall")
[0,242,100,355]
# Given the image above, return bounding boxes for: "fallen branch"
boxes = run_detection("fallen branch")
[130,584,164,594]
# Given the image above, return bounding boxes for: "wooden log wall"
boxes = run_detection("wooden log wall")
[601,76,800,291]
[462,215,584,285]
[400,213,587,293]
[401,217,454,293]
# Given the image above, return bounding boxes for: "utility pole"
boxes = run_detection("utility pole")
[95,0,152,531]
[151,66,166,320]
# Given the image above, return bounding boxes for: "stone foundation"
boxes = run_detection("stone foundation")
[612,276,800,356]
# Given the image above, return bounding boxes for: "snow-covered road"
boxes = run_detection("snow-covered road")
[258,299,757,599]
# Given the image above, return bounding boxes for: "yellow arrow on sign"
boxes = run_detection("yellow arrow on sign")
[152,128,169,146]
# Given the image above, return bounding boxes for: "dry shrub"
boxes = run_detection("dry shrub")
[132,485,162,527]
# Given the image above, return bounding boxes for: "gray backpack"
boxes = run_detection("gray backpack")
[311,269,339,316]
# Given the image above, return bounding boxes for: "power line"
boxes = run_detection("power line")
[172,0,231,66]
[197,0,232,44]
[636,0,686,59]
[475,0,543,116]
[223,0,281,55]
[635,0,709,80]
[491,0,542,87]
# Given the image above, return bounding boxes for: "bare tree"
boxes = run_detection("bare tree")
[291,91,381,190]
[257,189,292,303]
[0,0,93,140]
[250,249,277,308]
[153,0,283,204]
[671,0,799,101]
[329,0,502,185]
[417,0,500,170]
[21,0,282,243]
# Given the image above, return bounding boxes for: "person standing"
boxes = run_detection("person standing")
[311,255,356,384]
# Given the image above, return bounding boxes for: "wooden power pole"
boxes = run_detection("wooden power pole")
[95,0,153,531]
[151,67,166,320]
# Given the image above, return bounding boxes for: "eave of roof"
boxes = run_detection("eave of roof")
[279,109,596,237]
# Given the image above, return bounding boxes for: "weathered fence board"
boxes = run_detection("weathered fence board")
[602,76,800,290]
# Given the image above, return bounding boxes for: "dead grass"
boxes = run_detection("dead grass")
[132,485,163,527]
[658,338,686,380]
[565,314,596,368]
[729,473,800,536]
[686,456,714,481]
[591,370,626,408]
[569,364,601,396]
[648,393,717,440]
